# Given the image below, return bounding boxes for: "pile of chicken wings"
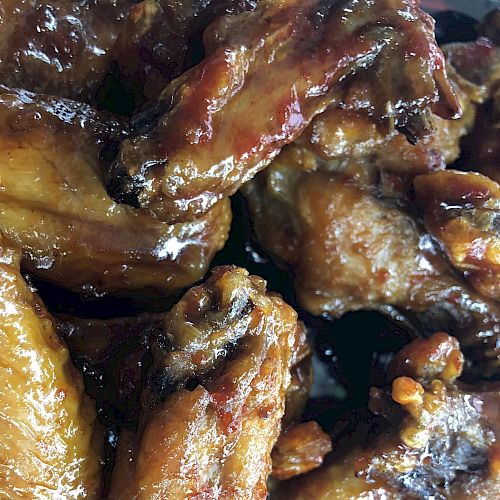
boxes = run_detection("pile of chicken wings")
[0,1,499,498]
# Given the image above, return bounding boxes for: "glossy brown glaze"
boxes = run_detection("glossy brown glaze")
[0,0,134,100]
[0,86,230,297]
[275,333,500,499]
[0,236,103,498]
[108,266,304,499]
[244,164,500,376]
[415,170,500,301]
[107,0,459,223]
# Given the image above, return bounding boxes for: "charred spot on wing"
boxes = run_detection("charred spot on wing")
[105,164,143,209]
[397,111,435,146]
[242,299,255,316]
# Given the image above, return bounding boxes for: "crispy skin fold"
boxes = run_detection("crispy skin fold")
[275,333,500,499]
[0,86,230,297]
[244,165,500,376]
[0,0,134,100]
[0,237,102,498]
[107,0,459,223]
[415,170,500,301]
[109,266,304,499]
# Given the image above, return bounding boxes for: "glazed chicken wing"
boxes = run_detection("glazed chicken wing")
[107,0,458,223]
[415,170,500,301]
[244,164,500,376]
[108,266,306,498]
[0,0,134,100]
[275,333,500,499]
[0,236,102,498]
[0,86,230,298]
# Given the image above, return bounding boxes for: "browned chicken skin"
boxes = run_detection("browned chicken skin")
[268,37,499,200]
[0,86,230,297]
[275,333,500,499]
[107,0,458,223]
[244,164,500,375]
[108,266,306,498]
[415,170,500,301]
[0,236,103,498]
[0,0,134,100]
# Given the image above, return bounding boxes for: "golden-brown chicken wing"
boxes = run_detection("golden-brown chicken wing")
[275,333,500,499]
[244,163,500,376]
[108,266,305,498]
[107,0,459,223]
[0,86,230,297]
[0,236,103,498]
[0,0,135,100]
[415,170,500,301]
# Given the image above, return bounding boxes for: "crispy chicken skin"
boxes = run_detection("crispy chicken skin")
[107,0,459,223]
[60,309,320,480]
[0,0,134,100]
[0,86,230,297]
[108,266,305,499]
[0,236,103,498]
[415,170,500,301]
[275,333,500,499]
[244,165,500,375]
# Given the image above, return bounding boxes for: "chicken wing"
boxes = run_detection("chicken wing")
[244,164,500,376]
[275,333,500,499]
[0,86,230,297]
[0,236,103,498]
[106,0,459,223]
[108,266,305,498]
[0,0,135,100]
[415,170,500,301]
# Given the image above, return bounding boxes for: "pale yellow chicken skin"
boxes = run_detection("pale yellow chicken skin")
[0,236,102,498]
